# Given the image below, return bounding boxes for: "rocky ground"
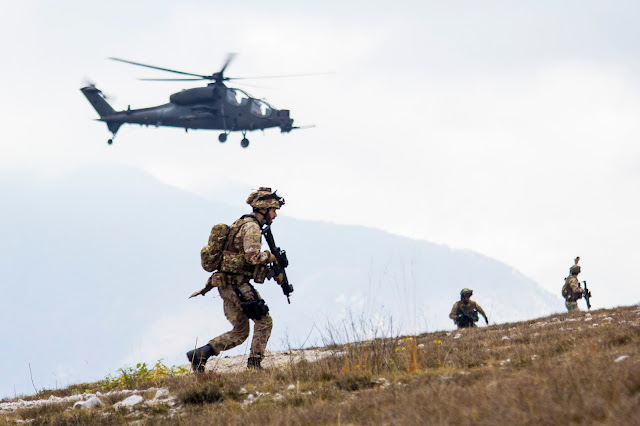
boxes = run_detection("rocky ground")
[0,347,340,416]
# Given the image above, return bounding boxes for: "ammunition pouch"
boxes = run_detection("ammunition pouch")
[220,251,254,277]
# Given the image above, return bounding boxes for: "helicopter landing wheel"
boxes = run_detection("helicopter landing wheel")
[218,133,227,143]
[107,139,113,145]
[240,138,250,148]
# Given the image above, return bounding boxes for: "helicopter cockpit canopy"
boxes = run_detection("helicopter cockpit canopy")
[250,99,273,117]
[226,88,250,106]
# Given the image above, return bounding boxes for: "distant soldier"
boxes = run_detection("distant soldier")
[187,187,285,372]
[562,256,584,312]
[449,288,488,328]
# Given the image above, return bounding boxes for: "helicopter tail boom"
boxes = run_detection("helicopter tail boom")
[80,86,115,118]
[81,86,122,136]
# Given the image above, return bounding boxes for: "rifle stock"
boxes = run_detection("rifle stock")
[261,225,294,303]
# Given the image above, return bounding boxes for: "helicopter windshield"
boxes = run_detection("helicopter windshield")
[226,88,249,106]
[250,99,273,117]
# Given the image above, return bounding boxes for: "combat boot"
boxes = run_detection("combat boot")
[247,356,263,370]
[186,344,217,373]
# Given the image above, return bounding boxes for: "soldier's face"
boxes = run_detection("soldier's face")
[462,295,470,303]
[266,208,278,224]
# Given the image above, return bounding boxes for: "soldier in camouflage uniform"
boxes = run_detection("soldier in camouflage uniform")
[562,257,584,312]
[187,187,285,372]
[449,288,488,329]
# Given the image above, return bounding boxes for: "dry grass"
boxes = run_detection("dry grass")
[2,305,639,425]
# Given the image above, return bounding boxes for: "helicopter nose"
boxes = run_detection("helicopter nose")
[279,118,293,132]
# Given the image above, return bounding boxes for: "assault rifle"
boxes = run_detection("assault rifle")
[582,281,592,310]
[261,224,294,303]
[456,310,478,327]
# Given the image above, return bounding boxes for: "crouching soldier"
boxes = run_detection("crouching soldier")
[449,288,488,329]
[187,187,285,372]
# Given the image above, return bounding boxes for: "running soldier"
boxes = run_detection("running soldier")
[187,187,285,372]
[449,288,488,328]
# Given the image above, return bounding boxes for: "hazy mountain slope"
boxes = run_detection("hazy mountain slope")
[0,168,562,398]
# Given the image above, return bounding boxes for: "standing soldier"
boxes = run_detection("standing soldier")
[449,288,488,329]
[562,256,584,312]
[187,187,285,372]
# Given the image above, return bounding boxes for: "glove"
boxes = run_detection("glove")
[264,250,277,264]
[484,317,489,325]
[274,273,284,284]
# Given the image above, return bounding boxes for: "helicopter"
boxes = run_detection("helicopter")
[80,54,305,148]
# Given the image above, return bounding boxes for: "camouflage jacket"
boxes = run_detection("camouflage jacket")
[449,300,486,321]
[219,215,270,278]
[563,275,584,301]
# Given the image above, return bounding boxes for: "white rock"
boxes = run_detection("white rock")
[274,393,284,402]
[614,355,629,363]
[287,384,296,390]
[501,336,510,340]
[114,395,144,409]
[454,333,462,339]
[154,389,170,399]
[74,397,103,409]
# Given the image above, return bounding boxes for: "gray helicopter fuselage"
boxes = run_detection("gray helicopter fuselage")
[81,84,293,135]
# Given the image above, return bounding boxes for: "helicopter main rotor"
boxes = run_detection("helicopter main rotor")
[109,54,331,84]
[109,53,238,83]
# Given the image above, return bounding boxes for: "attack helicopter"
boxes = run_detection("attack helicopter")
[81,54,305,148]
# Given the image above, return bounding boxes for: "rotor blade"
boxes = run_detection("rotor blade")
[109,57,208,79]
[219,52,237,75]
[230,81,275,90]
[139,78,206,81]
[227,71,334,81]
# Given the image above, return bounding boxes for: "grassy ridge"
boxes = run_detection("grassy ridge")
[2,305,639,425]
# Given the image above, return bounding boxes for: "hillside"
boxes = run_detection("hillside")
[0,168,562,398]
[1,305,638,424]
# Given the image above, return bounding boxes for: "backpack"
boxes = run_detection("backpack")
[200,223,230,272]
[561,278,570,299]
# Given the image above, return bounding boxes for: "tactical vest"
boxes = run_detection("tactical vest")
[219,215,263,278]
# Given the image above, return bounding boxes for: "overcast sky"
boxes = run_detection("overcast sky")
[2,0,639,310]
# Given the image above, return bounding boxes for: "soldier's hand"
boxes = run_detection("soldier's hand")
[484,317,489,325]
[264,250,277,264]
[274,273,284,284]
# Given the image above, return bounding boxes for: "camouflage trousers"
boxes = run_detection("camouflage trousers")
[209,276,272,358]
[565,300,580,312]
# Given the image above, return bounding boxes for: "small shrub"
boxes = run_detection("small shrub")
[179,380,225,405]
[334,375,374,392]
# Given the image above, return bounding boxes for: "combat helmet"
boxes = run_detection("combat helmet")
[569,256,581,275]
[247,187,285,210]
[460,288,473,298]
